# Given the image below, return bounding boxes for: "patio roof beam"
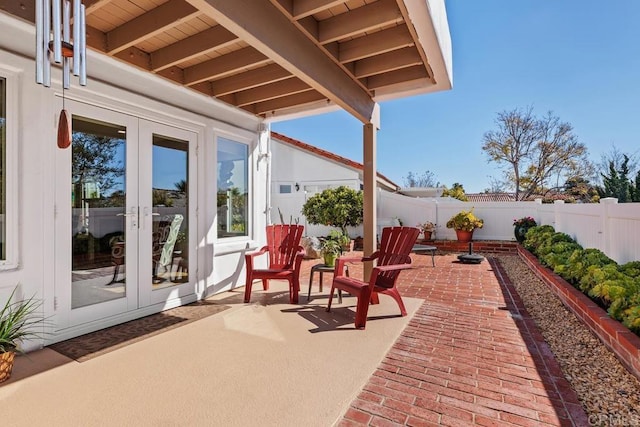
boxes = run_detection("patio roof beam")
[84,0,112,15]
[106,0,200,55]
[211,64,293,96]
[184,47,270,86]
[150,26,239,72]
[365,65,429,90]
[185,0,376,123]
[249,90,327,116]
[292,0,348,20]
[338,26,414,63]
[235,77,311,107]
[318,0,402,44]
[354,47,422,79]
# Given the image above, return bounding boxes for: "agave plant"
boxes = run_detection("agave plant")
[0,286,45,354]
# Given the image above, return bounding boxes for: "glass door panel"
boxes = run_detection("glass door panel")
[151,134,189,289]
[71,117,127,309]
[138,120,196,307]
[55,100,139,330]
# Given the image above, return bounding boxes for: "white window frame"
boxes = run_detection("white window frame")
[215,133,252,241]
[0,68,18,269]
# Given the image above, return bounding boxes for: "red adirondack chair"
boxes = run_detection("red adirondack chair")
[327,226,420,329]
[244,224,305,304]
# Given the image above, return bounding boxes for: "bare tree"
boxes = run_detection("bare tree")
[403,170,439,188]
[482,107,592,200]
[484,176,508,193]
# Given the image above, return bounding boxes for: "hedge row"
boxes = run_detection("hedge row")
[523,225,640,335]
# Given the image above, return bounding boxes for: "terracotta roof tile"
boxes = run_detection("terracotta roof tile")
[465,193,516,202]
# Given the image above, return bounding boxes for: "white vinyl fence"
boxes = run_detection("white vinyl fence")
[377,192,640,264]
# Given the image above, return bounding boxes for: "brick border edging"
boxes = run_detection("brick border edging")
[517,245,640,381]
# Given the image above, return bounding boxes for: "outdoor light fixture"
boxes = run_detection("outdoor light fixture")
[35,0,87,149]
[295,183,300,192]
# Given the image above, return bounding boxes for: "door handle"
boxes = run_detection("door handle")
[117,208,138,228]
[141,207,160,229]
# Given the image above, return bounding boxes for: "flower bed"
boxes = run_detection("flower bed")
[518,245,640,381]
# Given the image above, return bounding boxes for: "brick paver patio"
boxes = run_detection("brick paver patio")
[301,251,589,426]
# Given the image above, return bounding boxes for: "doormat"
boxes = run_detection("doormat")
[48,300,231,362]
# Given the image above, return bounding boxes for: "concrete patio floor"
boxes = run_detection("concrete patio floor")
[1,251,588,426]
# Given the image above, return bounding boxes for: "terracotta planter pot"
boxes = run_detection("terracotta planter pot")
[0,350,16,383]
[455,229,474,243]
[421,231,433,242]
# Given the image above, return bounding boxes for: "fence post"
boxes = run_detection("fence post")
[553,200,565,232]
[534,198,543,225]
[600,197,618,256]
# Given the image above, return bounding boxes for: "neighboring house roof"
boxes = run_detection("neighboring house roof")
[398,187,444,198]
[465,193,516,202]
[271,131,400,191]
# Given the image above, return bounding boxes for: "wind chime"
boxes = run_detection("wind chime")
[35,0,87,149]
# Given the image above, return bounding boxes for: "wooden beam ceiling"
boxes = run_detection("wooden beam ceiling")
[0,0,443,121]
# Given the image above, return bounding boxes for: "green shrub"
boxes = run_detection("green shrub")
[541,242,582,276]
[621,303,640,334]
[587,267,632,307]
[619,261,640,278]
[523,225,556,255]
[563,248,614,285]
[536,232,576,260]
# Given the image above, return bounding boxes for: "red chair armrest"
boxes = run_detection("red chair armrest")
[375,264,413,273]
[246,246,269,259]
[368,263,413,285]
[245,246,269,271]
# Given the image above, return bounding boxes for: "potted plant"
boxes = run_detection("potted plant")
[320,238,342,267]
[446,208,484,242]
[513,216,537,243]
[328,229,352,252]
[0,286,46,383]
[417,221,436,241]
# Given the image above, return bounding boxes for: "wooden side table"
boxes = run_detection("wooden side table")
[307,263,348,302]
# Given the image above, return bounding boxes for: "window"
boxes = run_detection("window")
[279,184,292,194]
[217,137,248,238]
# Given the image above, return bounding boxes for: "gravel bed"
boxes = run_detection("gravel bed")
[495,255,640,427]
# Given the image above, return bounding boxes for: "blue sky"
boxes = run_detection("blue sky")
[271,1,640,193]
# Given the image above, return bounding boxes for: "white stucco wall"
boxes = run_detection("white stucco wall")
[0,12,268,347]
[270,137,361,235]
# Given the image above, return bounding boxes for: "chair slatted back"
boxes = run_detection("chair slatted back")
[266,224,305,269]
[375,226,420,288]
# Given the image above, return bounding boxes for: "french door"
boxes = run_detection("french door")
[54,100,197,330]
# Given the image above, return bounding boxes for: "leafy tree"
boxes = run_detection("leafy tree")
[563,176,599,203]
[174,179,187,193]
[598,154,640,202]
[441,182,468,201]
[403,170,439,188]
[301,186,363,235]
[482,107,592,201]
[72,132,125,208]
